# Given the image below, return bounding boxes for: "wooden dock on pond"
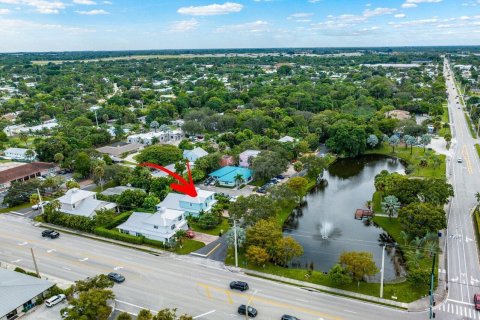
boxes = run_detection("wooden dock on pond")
[354,209,374,220]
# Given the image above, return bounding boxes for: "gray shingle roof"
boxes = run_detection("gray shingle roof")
[0,269,53,317]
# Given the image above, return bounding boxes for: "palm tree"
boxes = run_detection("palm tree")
[150,121,159,132]
[24,149,35,162]
[406,250,423,268]
[92,165,105,191]
[400,231,410,246]
[475,192,480,205]
[381,195,400,220]
[234,173,244,187]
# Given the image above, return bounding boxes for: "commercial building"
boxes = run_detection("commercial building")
[209,166,253,187]
[0,162,57,190]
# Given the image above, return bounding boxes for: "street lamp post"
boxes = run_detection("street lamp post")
[233,220,238,268]
[380,244,386,298]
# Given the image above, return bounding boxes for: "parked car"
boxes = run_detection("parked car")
[186,229,195,239]
[256,188,266,194]
[108,272,125,283]
[42,230,54,237]
[238,305,257,318]
[61,305,74,318]
[32,201,50,210]
[230,281,249,291]
[281,315,300,320]
[269,178,278,184]
[276,175,285,180]
[474,293,480,310]
[45,294,66,307]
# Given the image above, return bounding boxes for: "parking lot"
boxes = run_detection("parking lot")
[23,300,67,320]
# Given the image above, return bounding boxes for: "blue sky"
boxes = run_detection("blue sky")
[0,0,478,52]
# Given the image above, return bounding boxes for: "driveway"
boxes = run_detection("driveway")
[23,301,68,320]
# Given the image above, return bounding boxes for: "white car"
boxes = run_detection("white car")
[45,294,66,307]
[457,158,463,163]
[32,201,50,210]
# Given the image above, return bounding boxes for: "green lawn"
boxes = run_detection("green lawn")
[175,239,205,255]
[225,248,425,303]
[441,105,449,124]
[0,202,33,213]
[372,191,383,213]
[464,112,477,138]
[365,143,446,179]
[189,217,231,236]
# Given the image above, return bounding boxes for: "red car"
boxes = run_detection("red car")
[474,293,480,310]
[186,229,195,239]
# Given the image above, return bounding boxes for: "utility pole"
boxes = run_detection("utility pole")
[30,248,40,278]
[234,220,238,268]
[429,253,437,319]
[380,244,386,298]
[37,188,44,215]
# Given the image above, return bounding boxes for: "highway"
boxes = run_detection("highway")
[0,214,422,320]
[434,59,480,320]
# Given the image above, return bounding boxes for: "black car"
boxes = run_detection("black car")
[108,272,125,283]
[276,175,285,180]
[230,281,249,291]
[256,188,265,194]
[49,231,60,239]
[281,315,300,320]
[42,230,54,237]
[238,305,257,318]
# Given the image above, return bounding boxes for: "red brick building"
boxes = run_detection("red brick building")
[0,162,58,190]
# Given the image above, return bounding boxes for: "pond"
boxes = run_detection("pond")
[283,154,406,281]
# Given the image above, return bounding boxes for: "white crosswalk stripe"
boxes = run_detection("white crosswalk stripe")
[437,301,479,318]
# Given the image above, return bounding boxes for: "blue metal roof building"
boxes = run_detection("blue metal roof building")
[209,166,253,187]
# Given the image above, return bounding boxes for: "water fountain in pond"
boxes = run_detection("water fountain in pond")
[320,221,333,239]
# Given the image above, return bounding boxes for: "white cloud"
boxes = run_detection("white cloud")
[103,0,111,3]
[216,20,269,33]
[75,9,108,14]
[169,18,198,32]
[288,12,313,19]
[308,0,321,3]
[178,2,242,16]
[402,3,417,8]
[0,0,66,14]
[73,0,96,4]
[406,0,442,3]
[0,8,10,14]
[363,7,396,17]
[394,13,406,18]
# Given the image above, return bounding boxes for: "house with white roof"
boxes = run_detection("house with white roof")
[278,136,296,143]
[239,150,261,167]
[58,188,117,218]
[127,129,183,145]
[3,148,36,161]
[117,207,188,243]
[183,147,208,163]
[156,189,216,216]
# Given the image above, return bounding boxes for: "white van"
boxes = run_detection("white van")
[45,294,66,307]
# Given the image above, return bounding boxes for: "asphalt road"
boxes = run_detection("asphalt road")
[0,214,424,320]
[433,60,480,320]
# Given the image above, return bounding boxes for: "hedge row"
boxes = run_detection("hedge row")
[94,227,166,249]
[102,211,133,229]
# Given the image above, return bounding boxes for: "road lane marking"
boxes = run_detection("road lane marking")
[79,257,89,262]
[115,299,144,310]
[225,291,233,305]
[62,266,72,271]
[193,310,216,319]
[114,266,123,271]
[47,249,56,253]
[17,241,28,246]
[342,310,357,314]
[447,299,475,306]
[197,282,344,320]
[295,298,309,303]
[10,259,21,263]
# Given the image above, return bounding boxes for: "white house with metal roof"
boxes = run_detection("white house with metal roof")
[0,269,54,320]
[156,189,216,217]
[182,147,208,163]
[58,188,117,218]
[3,148,36,161]
[117,207,188,243]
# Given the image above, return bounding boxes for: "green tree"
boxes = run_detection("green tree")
[137,310,153,320]
[299,155,327,180]
[246,245,270,266]
[153,308,192,320]
[271,236,304,266]
[388,135,400,153]
[328,264,353,286]
[66,288,114,320]
[420,134,431,152]
[246,219,282,249]
[24,149,35,161]
[229,195,278,226]
[326,122,367,157]
[117,189,147,210]
[92,163,106,191]
[403,135,417,155]
[339,251,379,285]
[293,161,303,172]
[366,134,379,149]
[398,202,447,238]
[381,195,401,220]
[54,152,64,164]
[74,152,91,178]
[66,180,80,189]
[234,173,244,187]
[150,120,159,132]
[135,145,183,166]
[143,195,160,210]
[252,151,288,181]
[286,177,309,198]
[29,193,40,205]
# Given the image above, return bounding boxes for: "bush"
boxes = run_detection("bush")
[101,211,133,229]
[197,213,220,230]
[143,237,165,249]
[94,227,144,245]
[14,267,26,274]
[43,209,96,232]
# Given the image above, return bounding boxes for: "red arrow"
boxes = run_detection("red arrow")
[140,161,198,198]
